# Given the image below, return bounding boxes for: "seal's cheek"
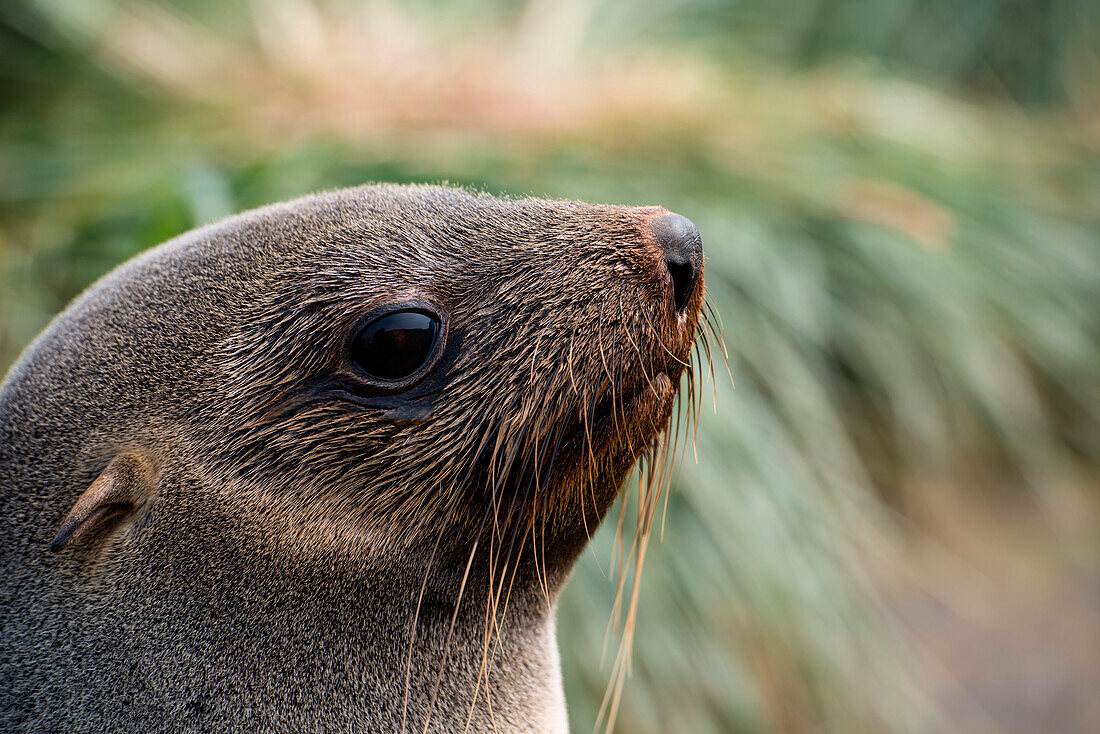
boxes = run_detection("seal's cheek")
[607,371,677,455]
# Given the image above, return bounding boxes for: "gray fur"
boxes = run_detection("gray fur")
[0,184,702,732]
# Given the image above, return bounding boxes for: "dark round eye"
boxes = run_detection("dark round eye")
[350,309,441,382]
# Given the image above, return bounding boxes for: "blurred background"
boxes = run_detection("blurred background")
[2,0,1098,731]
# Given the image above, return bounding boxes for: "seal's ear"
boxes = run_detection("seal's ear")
[50,454,154,552]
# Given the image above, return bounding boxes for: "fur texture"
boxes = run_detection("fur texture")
[0,184,704,732]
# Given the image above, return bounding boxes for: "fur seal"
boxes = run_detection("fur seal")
[0,184,705,732]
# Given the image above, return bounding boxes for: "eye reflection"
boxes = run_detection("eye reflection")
[350,310,441,382]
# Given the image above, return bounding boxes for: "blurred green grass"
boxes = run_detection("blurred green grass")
[2,1,1098,732]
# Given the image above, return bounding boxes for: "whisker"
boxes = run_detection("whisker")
[400,497,458,734]
[421,501,494,734]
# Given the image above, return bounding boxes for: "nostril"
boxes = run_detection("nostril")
[650,213,703,314]
[665,256,696,312]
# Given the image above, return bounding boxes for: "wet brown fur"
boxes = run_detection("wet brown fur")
[0,184,706,732]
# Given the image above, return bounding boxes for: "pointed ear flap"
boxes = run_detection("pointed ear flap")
[50,453,155,552]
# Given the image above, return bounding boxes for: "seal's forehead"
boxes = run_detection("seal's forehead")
[319,184,657,235]
[262,186,658,268]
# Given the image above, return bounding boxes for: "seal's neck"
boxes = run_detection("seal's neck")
[192,507,573,732]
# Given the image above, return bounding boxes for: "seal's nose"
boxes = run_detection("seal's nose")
[651,213,703,313]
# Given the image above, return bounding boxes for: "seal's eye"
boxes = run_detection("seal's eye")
[350,310,441,382]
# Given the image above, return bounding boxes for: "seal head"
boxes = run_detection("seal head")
[0,184,705,732]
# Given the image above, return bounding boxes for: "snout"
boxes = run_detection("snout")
[649,213,703,314]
